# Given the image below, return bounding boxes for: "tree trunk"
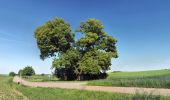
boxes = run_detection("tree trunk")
[64,73,67,80]
[77,74,84,81]
[80,74,84,80]
[77,75,81,81]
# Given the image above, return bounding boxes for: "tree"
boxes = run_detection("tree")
[35,18,118,80]
[22,66,35,76]
[9,72,16,77]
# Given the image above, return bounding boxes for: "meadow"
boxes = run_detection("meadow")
[88,69,170,88]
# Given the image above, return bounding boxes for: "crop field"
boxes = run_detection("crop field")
[88,69,170,88]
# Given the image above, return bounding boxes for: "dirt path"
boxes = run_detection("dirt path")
[13,76,170,96]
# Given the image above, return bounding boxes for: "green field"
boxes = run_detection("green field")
[88,69,170,88]
[1,75,170,100]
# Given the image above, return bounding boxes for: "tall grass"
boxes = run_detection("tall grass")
[88,70,170,88]
[0,76,23,100]
[15,86,131,100]
[132,92,161,100]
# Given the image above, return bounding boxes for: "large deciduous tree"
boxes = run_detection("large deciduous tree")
[35,18,118,80]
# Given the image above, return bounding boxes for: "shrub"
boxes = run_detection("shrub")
[9,72,16,77]
[22,66,35,76]
[41,73,45,76]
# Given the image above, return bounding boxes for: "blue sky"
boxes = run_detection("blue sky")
[0,0,170,74]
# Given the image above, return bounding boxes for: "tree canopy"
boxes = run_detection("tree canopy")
[35,18,118,80]
[9,72,16,77]
[20,66,35,76]
[35,18,74,60]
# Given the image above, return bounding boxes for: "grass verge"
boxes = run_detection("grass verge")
[15,85,170,100]
[0,76,23,100]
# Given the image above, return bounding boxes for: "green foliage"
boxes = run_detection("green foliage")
[21,66,35,76]
[76,18,104,34]
[34,18,74,60]
[35,17,118,80]
[9,72,16,77]
[74,18,118,76]
[52,48,80,69]
[77,19,118,56]
[78,55,99,74]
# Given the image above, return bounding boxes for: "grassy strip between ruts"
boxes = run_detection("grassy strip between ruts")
[88,70,170,88]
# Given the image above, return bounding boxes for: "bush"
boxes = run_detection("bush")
[41,73,45,76]
[9,72,16,77]
[21,66,35,76]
